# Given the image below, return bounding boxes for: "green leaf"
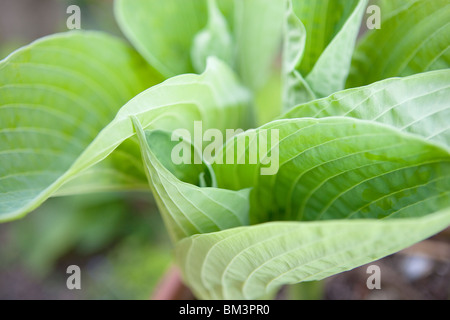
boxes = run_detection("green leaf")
[53,138,151,196]
[191,0,234,74]
[77,57,250,173]
[282,0,368,105]
[378,0,420,20]
[0,31,160,221]
[282,0,312,110]
[234,0,286,125]
[282,1,306,77]
[291,0,362,73]
[1,51,250,222]
[234,0,285,92]
[347,0,450,88]
[303,0,368,98]
[115,0,206,77]
[212,118,450,224]
[144,129,210,187]
[131,117,250,243]
[281,70,450,147]
[175,208,450,299]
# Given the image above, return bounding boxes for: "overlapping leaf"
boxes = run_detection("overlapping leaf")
[282,70,450,147]
[0,31,160,221]
[292,0,368,99]
[347,0,450,88]
[2,0,449,302]
[115,0,208,78]
[233,0,287,125]
[281,0,310,110]
[181,116,449,300]
[213,118,450,223]
[292,0,360,76]
[131,118,250,242]
[115,0,235,78]
[378,0,419,20]
[176,208,450,299]
[0,32,250,222]
[191,0,234,74]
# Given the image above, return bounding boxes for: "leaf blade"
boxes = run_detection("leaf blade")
[176,208,450,299]
[0,31,160,221]
[282,70,450,147]
[0,39,250,221]
[212,117,450,225]
[304,0,368,97]
[131,117,250,242]
[347,0,450,88]
[114,0,208,77]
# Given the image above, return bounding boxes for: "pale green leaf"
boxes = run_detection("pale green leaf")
[0,31,160,221]
[282,0,312,110]
[284,0,368,103]
[378,0,420,20]
[76,57,250,174]
[115,0,208,77]
[54,139,149,196]
[347,0,450,88]
[234,0,285,92]
[292,0,361,76]
[1,53,250,222]
[176,208,450,299]
[144,129,210,187]
[212,118,449,224]
[191,0,234,74]
[234,0,286,125]
[304,0,368,98]
[131,117,250,242]
[282,70,450,147]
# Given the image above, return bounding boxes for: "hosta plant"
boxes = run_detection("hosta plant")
[1,0,449,300]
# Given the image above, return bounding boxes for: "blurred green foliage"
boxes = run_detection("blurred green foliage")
[0,192,172,299]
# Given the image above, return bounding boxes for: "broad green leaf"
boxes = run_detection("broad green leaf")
[282,0,312,110]
[175,208,450,299]
[191,0,234,74]
[282,70,450,148]
[1,53,250,222]
[77,57,250,173]
[292,0,361,75]
[303,0,368,98]
[283,0,367,104]
[54,139,149,196]
[283,70,316,112]
[378,0,420,20]
[212,118,450,224]
[114,0,235,77]
[131,117,250,242]
[234,0,285,92]
[115,0,208,77]
[145,129,210,187]
[282,1,306,77]
[234,0,286,125]
[0,31,160,221]
[347,0,450,88]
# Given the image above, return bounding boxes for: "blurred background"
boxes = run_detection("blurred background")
[0,0,449,300]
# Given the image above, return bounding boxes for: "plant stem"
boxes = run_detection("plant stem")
[151,265,195,300]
